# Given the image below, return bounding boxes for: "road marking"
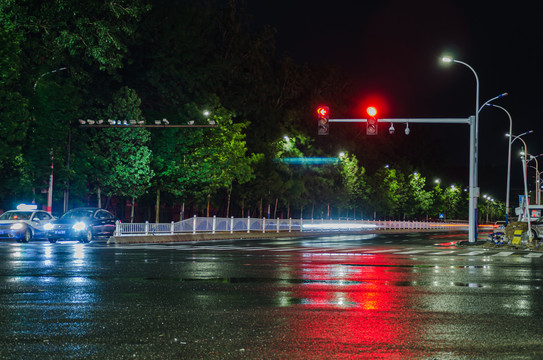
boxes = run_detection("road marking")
[424,250,458,255]
[524,253,543,258]
[491,251,515,257]
[242,247,272,251]
[336,248,369,252]
[272,247,304,252]
[104,244,543,259]
[459,251,487,256]
[367,249,403,253]
[393,249,431,254]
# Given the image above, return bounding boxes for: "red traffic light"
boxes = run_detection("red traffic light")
[317,106,329,117]
[366,106,377,117]
[316,105,330,135]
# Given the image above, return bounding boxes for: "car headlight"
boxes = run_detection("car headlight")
[72,222,86,231]
[44,223,54,231]
[10,223,24,230]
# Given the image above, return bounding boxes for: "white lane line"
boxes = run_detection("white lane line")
[367,249,404,253]
[425,250,458,255]
[459,251,487,256]
[524,253,543,258]
[335,248,370,252]
[393,249,432,254]
[491,251,515,257]
[272,247,304,252]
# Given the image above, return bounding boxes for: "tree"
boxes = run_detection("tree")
[431,181,445,219]
[368,166,405,219]
[195,108,262,217]
[0,0,151,72]
[95,87,154,221]
[338,153,368,217]
[405,172,433,219]
[444,185,462,220]
[0,0,151,212]
[0,26,31,207]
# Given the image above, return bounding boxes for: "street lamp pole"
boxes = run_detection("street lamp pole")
[527,154,543,205]
[34,67,68,214]
[485,104,513,225]
[528,166,543,205]
[510,134,533,242]
[47,149,54,213]
[442,56,479,243]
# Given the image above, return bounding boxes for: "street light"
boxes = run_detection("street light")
[485,104,513,225]
[33,67,67,92]
[441,56,479,243]
[528,165,543,205]
[482,195,495,223]
[34,67,68,214]
[509,132,533,242]
[527,153,543,205]
[479,93,508,112]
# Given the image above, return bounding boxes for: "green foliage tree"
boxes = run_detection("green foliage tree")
[430,181,445,219]
[369,166,406,219]
[444,185,462,220]
[197,108,262,217]
[0,26,31,206]
[97,87,153,220]
[338,153,368,217]
[0,0,150,72]
[404,172,433,219]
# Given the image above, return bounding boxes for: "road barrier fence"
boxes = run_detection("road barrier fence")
[115,216,469,236]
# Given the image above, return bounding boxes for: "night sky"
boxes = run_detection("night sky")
[248,0,543,202]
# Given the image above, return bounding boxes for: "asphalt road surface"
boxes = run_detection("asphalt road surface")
[1,231,543,359]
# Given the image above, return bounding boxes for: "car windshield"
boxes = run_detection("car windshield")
[0,211,32,220]
[60,209,94,220]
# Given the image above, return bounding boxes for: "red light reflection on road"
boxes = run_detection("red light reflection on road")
[287,253,426,358]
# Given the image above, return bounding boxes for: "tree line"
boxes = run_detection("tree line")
[1,0,502,222]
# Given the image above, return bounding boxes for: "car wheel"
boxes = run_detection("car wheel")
[48,238,57,244]
[22,229,32,243]
[82,229,93,243]
[531,229,538,240]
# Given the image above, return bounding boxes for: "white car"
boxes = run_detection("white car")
[0,210,55,243]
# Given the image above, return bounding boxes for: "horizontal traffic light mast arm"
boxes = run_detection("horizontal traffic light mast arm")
[330,118,470,124]
[79,124,218,128]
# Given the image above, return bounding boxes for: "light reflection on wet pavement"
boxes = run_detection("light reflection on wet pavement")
[1,232,543,359]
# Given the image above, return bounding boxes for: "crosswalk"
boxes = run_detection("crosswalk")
[108,243,543,258]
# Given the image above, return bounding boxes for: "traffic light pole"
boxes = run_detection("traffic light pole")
[329,118,469,124]
[330,116,478,243]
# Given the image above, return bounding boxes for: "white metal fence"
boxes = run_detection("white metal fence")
[115,216,468,236]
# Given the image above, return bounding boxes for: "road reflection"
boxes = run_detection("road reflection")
[278,253,425,358]
[4,240,543,358]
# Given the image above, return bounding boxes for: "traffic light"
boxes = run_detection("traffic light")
[317,105,329,135]
[366,106,378,135]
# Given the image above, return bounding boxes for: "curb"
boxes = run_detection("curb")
[107,228,452,245]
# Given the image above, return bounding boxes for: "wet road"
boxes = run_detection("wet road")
[1,231,543,359]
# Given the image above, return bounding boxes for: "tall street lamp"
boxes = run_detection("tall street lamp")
[34,67,68,213]
[528,165,543,205]
[527,153,543,205]
[510,133,533,242]
[485,104,513,225]
[442,56,479,243]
